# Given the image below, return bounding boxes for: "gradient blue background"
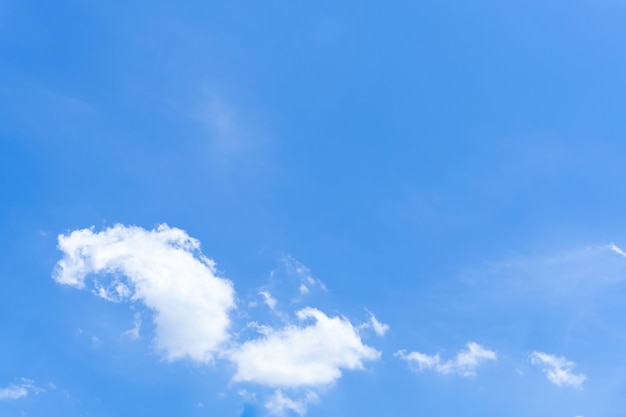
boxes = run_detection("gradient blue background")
[2,1,626,416]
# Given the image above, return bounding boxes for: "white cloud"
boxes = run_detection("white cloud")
[259,291,278,311]
[228,307,381,387]
[530,351,586,389]
[367,312,390,337]
[609,243,626,258]
[0,379,41,400]
[395,342,497,377]
[265,390,319,416]
[53,224,236,363]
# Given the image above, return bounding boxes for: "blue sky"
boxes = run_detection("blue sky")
[2,1,626,416]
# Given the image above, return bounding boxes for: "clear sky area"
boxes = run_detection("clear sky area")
[2,1,626,416]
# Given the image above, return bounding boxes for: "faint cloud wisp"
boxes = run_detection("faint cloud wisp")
[530,351,586,389]
[396,342,497,377]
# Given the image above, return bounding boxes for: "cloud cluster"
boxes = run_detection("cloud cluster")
[53,224,598,415]
[54,224,384,415]
[54,224,236,363]
[530,351,586,389]
[395,342,497,376]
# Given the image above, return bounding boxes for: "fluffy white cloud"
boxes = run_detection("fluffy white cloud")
[53,224,236,363]
[395,342,497,376]
[0,379,40,400]
[229,307,380,387]
[265,390,319,416]
[530,351,586,389]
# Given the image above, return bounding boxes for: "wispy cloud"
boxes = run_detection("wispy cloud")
[265,390,319,416]
[282,255,326,296]
[259,291,278,311]
[53,224,236,363]
[122,313,142,340]
[530,351,586,389]
[195,93,271,175]
[609,243,626,258]
[396,342,497,377]
[461,245,626,302]
[360,312,390,337]
[0,379,42,400]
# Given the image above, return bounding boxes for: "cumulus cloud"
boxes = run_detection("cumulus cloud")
[265,390,319,416]
[0,379,41,400]
[395,342,497,377]
[53,224,236,363]
[229,307,381,387]
[530,351,586,389]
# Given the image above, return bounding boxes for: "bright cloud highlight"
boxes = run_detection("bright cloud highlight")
[395,342,497,376]
[530,351,586,389]
[53,224,236,363]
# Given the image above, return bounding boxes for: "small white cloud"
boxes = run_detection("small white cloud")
[259,291,278,311]
[396,342,497,377]
[229,307,380,387]
[530,351,586,389]
[53,224,236,363]
[298,284,309,295]
[0,379,42,400]
[265,390,319,416]
[367,312,389,337]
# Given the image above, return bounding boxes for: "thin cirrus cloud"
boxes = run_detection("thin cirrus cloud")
[228,307,381,388]
[53,224,236,363]
[395,342,497,377]
[530,351,586,389]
